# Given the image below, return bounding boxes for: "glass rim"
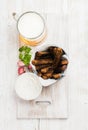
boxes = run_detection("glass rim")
[17,11,46,40]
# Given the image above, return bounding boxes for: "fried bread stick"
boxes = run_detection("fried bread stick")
[52,73,62,79]
[52,48,63,68]
[32,59,53,65]
[35,64,52,71]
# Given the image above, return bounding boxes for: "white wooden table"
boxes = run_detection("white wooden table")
[0,0,88,130]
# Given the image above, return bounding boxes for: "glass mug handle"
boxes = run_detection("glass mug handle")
[12,12,18,21]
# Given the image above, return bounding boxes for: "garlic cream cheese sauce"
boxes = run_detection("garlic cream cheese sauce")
[15,73,42,100]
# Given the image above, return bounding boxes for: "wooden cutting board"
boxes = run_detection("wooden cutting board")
[16,13,69,119]
[17,76,68,119]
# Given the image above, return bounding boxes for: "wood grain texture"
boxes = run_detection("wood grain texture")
[40,0,88,129]
[0,0,38,130]
[17,77,68,119]
[0,0,88,129]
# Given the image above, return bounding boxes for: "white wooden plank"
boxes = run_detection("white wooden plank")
[22,0,47,13]
[0,0,88,129]
[0,0,38,130]
[40,0,88,129]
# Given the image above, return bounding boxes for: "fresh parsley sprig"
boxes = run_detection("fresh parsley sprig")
[19,46,32,66]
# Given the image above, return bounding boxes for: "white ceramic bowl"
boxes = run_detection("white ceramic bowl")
[15,72,42,100]
[31,44,68,87]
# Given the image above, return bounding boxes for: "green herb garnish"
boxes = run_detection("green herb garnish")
[19,46,32,66]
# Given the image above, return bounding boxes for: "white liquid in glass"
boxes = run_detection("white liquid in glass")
[18,12,44,39]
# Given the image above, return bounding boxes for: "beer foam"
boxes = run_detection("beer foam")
[18,12,44,39]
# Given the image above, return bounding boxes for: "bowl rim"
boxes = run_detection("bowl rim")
[31,44,68,87]
[15,72,42,100]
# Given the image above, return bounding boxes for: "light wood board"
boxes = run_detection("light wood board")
[17,13,69,119]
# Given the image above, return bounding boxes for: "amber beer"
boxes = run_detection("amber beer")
[17,11,46,46]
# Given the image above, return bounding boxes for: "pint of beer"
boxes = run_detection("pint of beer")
[17,11,46,46]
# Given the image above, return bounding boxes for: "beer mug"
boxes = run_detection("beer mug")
[13,11,46,46]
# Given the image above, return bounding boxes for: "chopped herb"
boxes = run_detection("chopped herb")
[19,46,32,66]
